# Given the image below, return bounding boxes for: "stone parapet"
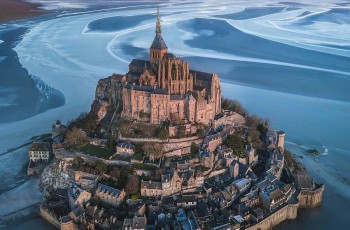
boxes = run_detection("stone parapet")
[247,204,299,230]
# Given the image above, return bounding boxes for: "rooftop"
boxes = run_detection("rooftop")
[151,34,168,50]
[97,184,122,197]
[29,142,51,152]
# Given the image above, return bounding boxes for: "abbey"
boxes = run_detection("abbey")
[121,7,221,125]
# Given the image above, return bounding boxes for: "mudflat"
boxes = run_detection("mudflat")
[0,0,43,22]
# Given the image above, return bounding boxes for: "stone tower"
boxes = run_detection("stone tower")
[150,3,168,63]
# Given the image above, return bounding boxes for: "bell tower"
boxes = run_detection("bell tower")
[150,2,168,63]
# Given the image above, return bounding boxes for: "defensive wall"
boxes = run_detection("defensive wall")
[247,184,324,230]
[40,205,60,229]
[247,204,298,230]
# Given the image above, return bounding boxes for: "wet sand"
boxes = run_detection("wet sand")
[0,0,43,22]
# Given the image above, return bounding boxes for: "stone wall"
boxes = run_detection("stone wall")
[298,185,324,208]
[40,205,60,229]
[164,146,191,158]
[27,165,43,176]
[247,204,298,230]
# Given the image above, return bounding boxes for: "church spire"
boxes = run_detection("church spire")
[150,0,168,63]
[156,1,161,35]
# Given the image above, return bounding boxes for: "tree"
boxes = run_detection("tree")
[96,161,107,174]
[107,138,116,151]
[117,171,129,189]
[190,143,199,155]
[157,126,168,140]
[64,128,89,148]
[142,143,164,161]
[225,133,244,155]
[221,98,247,116]
[125,175,140,195]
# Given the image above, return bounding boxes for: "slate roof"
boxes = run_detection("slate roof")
[117,142,135,149]
[153,88,168,95]
[132,216,146,229]
[170,94,185,100]
[97,184,122,197]
[124,83,153,92]
[177,195,197,204]
[141,180,162,190]
[29,142,51,152]
[190,69,213,83]
[151,34,168,49]
[129,59,150,68]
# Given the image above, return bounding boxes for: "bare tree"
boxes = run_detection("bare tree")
[142,143,164,161]
[125,175,140,195]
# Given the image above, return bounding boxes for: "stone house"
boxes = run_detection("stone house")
[161,172,182,196]
[239,190,260,208]
[116,142,135,155]
[122,216,147,230]
[176,195,197,209]
[211,191,230,209]
[69,206,85,224]
[95,184,126,207]
[28,142,51,162]
[141,180,163,198]
[259,187,285,211]
[68,184,91,210]
[199,150,214,169]
[233,178,252,194]
[186,171,204,189]
[176,162,191,172]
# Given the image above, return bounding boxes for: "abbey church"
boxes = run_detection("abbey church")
[121,7,222,125]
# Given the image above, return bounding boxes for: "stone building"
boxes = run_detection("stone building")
[161,172,182,196]
[141,180,163,198]
[68,184,91,210]
[95,184,126,207]
[116,142,135,155]
[122,7,221,126]
[28,142,51,162]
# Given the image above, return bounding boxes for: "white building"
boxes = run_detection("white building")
[28,142,51,162]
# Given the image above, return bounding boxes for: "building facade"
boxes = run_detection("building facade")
[28,142,51,162]
[95,184,126,207]
[121,8,221,125]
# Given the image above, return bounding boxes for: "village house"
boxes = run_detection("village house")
[122,216,147,230]
[176,195,197,209]
[28,142,51,162]
[68,184,91,210]
[228,160,255,180]
[233,178,252,194]
[161,172,182,196]
[116,142,135,155]
[95,184,126,207]
[260,187,285,211]
[141,180,163,198]
[239,190,260,208]
[199,150,214,169]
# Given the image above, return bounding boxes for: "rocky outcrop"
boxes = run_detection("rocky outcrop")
[39,159,71,191]
[90,74,124,136]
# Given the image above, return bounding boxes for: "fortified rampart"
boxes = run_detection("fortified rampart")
[248,184,325,230]
[298,184,324,208]
[247,204,298,230]
[40,205,60,229]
